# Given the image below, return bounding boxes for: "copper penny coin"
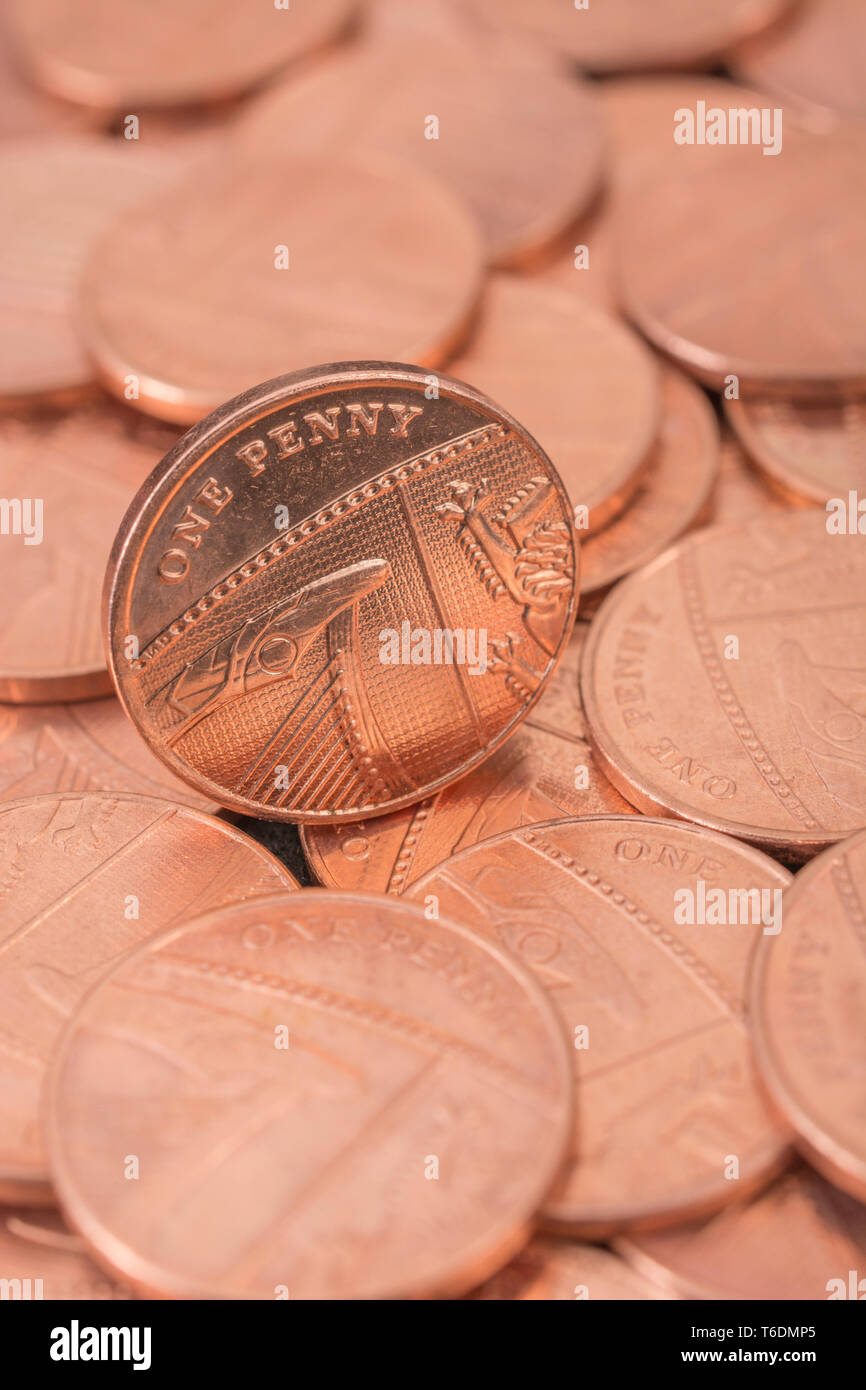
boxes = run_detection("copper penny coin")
[709,431,793,526]
[581,511,866,858]
[531,203,618,317]
[751,828,866,1201]
[0,698,218,812]
[620,1166,866,1300]
[0,137,180,404]
[301,625,635,893]
[731,0,866,130]
[0,1206,133,1300]
[6,0,358,109]
[469,0,792,73]
[45,891,572,1299]
[580,369,719,603]
[471,1237,676,1301]
[0,19,98,137]
[406,815,791,1235]
[449,276,660,533]
[234,30,603,268]
[105,362,579,823]
[618,126,866,396]
[80,154,482,425]
[0,403,177,703]
[0,791,298,1204]
[725,394,866,505]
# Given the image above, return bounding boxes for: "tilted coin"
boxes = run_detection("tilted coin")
[0,138,180,403]
[234,30,603,268]
[6,0,358,109]
[407,815,791,1235]
[0,698,218,812]
[470,1237,676,1301]
[725,393,866,505]
[617,126,866,396]
[751,828,866,1201]
[449,276,660,533]
[581,511,866,858]
[709,432,792,526]
[0,791,298,1203]
[579,369,719,603]
[0,403,177,702]
[105,363,579,822]
[619,1166,866,1300]
[730,0,866,130]
[80,154,483,425]
[301,626,635,893]
[0,1206,132,1300]
[45,892,573,1299]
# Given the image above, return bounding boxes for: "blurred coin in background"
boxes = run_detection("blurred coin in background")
[725,393,866,505]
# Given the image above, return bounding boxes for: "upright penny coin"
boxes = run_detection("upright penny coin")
[579,369,719,603]
[751,829,866,1201]
[0,1207,132,1299]
[234,32,603,268]
[471,1238,675,1301]
[105,363,578,822]
[725,394,866,505]
[0,791,298,1204]
[731,0,866,130]
[301,626,635,893]
[0,138,180,403]
[469,0,792,73]
[81,155,482,424]
[617,127,866,396]
[449,276,660,533]
[6,0,358,109]
[407,816,791,1235]
[620,1167,866,1300]
[581,511,866,858]
[0,698,218,812]
[45,892,572,1299]
[0,404,177,702]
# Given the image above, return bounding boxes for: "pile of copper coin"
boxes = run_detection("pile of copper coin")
[1,0,864,1302]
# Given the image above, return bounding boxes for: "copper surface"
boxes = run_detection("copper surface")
[0,698,219,812]
[751,828,866,1201]
[709,432,792,526]
[449,276,660,533]
[80,155,483,425]
[471,1237,676,1301]
[0,1206,132,1299]
[0,138,180,404]
[0,791,298,1204]
[45,891,573,1299]
[731,0,866,130]
[581,511,866,858]
[580,369,719,603]
[725,393,866,505]
[0,403,177,703]
[406,815,791,1235]
[618,126,866,396]
[105,362,579,822]
[469,0,792,73]
[301,626,634,893]
[0,20,98,137]
[234,30,603,268]
[6,0,358,110]
[620,1166,866,1300]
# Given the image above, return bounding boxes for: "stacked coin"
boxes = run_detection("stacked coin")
[1,0,864,1301]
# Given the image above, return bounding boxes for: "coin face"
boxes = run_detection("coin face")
[449,276,660,533]
[0,1207,133,1300]
[469,0,792,72]
[580,369,719,602]
[617,127,866,395]
[0,698,218,811]
[581,511,866,857]
[301,627,635,893]
[619,1166,866,1300]
[234,31,603,268]
[0,791,298,1203]
[0,404,178,702]
[731,0,866,130]
[6,0,358,108]
[0,138,180,402]
[105,363,579,822]
[751,828,866,1200]
[406,815,791,1235]
[80,154,483,425]
[45,891,573,1299]
[725,394,866,505]
[471,1237,675,1301]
